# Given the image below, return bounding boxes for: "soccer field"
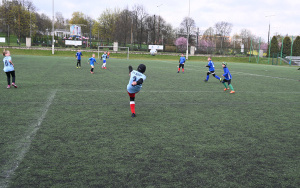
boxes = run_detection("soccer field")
[0,55,299,187]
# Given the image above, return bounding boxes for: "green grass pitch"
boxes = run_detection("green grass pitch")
[0,55,299,187]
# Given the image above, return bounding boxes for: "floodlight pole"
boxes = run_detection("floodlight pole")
[52,0,54,55]
[265,15,275,47]
[186,0,190,60]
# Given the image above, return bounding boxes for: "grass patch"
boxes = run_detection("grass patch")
[0,55,299,187]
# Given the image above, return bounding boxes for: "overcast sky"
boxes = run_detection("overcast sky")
[30,0,300,42]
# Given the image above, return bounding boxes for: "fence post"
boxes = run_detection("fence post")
[280,37,284,65]
[249,38,252,62]
[257,37,261,64]
[289,36,293,66]
[268,37,271,64]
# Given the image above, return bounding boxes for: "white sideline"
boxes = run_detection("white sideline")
[0,90,57,188]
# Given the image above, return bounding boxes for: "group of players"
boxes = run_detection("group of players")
[2,49,234,118]
[177,53,235,94]
[75,49,109,74]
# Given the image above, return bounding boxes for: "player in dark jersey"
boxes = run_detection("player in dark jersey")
[75,49,83,68]
[204,57,222,82]
[177,53,186,73]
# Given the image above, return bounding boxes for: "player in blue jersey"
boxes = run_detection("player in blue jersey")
[221,62,235,93]
[101,51,108,69]
[75,49,83,68]
[88,54,97,74]
[3,50,17,88]
[127,64,146,117]
[204,57,222,82]
[177,53,186,73]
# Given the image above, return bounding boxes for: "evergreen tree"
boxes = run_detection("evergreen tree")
[282,36,292,56]
[292,36,300,56]
[270,36,279,57]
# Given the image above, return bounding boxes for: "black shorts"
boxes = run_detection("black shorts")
[179,63,184,68]
[207,71,215,75]
[77,59,81,63]
[222,79,231,85]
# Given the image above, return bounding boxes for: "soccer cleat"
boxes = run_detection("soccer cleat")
[77,67,79,68]
[219,78,222,82]
[7,85,10,89]
[12,83,17,88]
[90,71,94,74]
[204,80,208,82]
[182,72,184,74]
[177,71,179,73]
[224,88,229,91]
[230,91,235,94]
[131,113,136,117]
[104,67,107,69]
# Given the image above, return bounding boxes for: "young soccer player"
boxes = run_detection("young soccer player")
[75,49,83,68]
[127,64,146,117]
[88,54,97,74]
[221,62,235,94]
[177,53,186,73]
[101,51,108,69]
[204,57,222,82]
[3,50,17,88]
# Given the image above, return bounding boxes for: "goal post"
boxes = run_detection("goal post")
[98,46,129,60]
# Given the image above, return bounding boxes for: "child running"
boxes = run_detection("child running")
[127,64,146,117]
[221,62,235,94]
[204,57,222,82]
[3,50,17,88]
[88,54,97,74]
[101,51,108,69]
[177,53,186,73]
[75,49,83,68]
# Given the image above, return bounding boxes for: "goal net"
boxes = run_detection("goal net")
[97,46,129,60]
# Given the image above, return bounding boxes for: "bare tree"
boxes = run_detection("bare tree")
[180,17,196,45]
[132,4,148,48]
[214,21,233,50]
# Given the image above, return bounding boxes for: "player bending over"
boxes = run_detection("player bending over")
[221,62,235,94]
[127,64,146,117]
[177,53,186,73]
[101,51,108,69]
[204,57,221,82]
[75,49,83,68]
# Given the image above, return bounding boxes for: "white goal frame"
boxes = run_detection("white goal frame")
[98,46,129,60]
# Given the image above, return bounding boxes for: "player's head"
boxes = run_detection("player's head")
[78,49,81,52]
[222,62,227,67]
[92,54,95,58]
[181,53,184,57]
[3,50,10,56]
[104,51,107,54]
[208,57,212,61]
[137,64,146,73]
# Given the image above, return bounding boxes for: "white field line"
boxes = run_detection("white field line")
[0,90,57,188]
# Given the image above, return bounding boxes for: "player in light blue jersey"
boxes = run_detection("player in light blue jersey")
[88,54,98,74]
[177,53,186,73]
[221,62,235,94]
[204,57,221,82]
[101,51,108,69]
[3,50,17,88]
[75,49,83,68]
[127,64,146,117]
